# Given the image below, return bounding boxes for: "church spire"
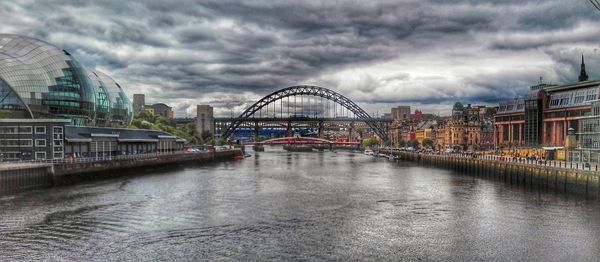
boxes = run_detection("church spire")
[579,53,589,82]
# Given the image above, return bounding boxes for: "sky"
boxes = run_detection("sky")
[1,0,600,117]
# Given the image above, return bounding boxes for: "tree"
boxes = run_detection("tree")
[201,130,213,141]
[362,137,378,147]
[407,140,419,148]
[399,139,407,147]
[422,138,434,148]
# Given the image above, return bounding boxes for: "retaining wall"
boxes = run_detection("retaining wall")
[383,150,600,199]
[0,150,241,194]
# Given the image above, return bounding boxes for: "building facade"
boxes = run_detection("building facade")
[495,56,599,148]
[435,103,494,151]
[391,106,411,121]
[133,94,145,115]
[148,103,173,119]
[0,119,69,160]
[196,105,214,136]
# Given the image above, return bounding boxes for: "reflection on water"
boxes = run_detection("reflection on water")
[1,148,600,261]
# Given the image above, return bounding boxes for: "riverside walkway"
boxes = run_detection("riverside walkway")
[377,148,600,198]
[0,149,242,194]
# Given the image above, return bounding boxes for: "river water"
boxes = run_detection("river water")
[1,149,600,261]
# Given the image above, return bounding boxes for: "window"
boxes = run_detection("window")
[35,126,46,134]
[53,126,63,134]
[0,127,17,134]
[516,103,524,110]
[18,126,32,134]
[35,152,46,160]
[53,152,63,159]
[35,139,46,147]
[0,139,33,147]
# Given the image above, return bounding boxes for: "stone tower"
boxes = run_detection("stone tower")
[196,105,214,137]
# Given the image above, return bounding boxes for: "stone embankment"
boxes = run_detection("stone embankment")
[0,149,242,194]
[378,149,600,199]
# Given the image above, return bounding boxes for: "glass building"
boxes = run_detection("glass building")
[0,34,132,127]
[88,70,133,127]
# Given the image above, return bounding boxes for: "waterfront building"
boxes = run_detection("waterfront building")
[572,100,600,163]
[495,55,599,148]
[435,103,494,151]
[415,128,433,146]
[133,94,145,115]
[0,34,133,127]
[0,34,185,161]
[88,70,134,127]
[0,119,69,160]
[65,126,184,159]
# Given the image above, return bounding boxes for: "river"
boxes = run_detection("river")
[1,148,600,261]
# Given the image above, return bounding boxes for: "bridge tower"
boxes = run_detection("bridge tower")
[287,121,293,137]
[318,121,324,139]
[254,121,260,142]
[196,105,214,137]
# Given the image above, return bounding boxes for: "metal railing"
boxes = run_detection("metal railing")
[380,148,600,172]
[0,149,231,166]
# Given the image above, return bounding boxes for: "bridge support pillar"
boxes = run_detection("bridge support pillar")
[287,121,292,137]
[254,121,260,142]
[348,122,355,142]
[318,121,324,139]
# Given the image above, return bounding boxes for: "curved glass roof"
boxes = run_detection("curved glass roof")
[0,34,133,128]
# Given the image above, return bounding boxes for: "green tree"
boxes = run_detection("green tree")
[362,137,379,147]
[407,140,419,148]
[422,138,434,148]
[399,139,407,147]
[201,130,213,141]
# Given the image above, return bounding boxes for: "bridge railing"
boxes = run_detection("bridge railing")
[0,149,232,166]
[380,148,600,171]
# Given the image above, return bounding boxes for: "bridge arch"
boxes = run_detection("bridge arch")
[221,85,389,142]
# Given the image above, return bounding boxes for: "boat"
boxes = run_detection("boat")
[233,155,244,160]
[364,149,374,155]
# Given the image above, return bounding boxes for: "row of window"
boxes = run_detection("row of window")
[0,139,54,147]
[0,125,60,134]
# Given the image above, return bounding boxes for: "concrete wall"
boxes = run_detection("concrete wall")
[380,150,600,199]
[0,150,242,194]
[0,164,52,194]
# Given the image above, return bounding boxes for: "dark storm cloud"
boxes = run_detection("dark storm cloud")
[1,0,599,116]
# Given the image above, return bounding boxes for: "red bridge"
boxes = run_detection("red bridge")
[244,136,360,146]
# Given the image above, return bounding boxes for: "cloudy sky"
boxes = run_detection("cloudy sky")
[1,0,600,117]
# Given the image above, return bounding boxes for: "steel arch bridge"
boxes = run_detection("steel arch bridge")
[220,85,389,142]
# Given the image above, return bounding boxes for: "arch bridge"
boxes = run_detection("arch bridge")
[215,85,391,143]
